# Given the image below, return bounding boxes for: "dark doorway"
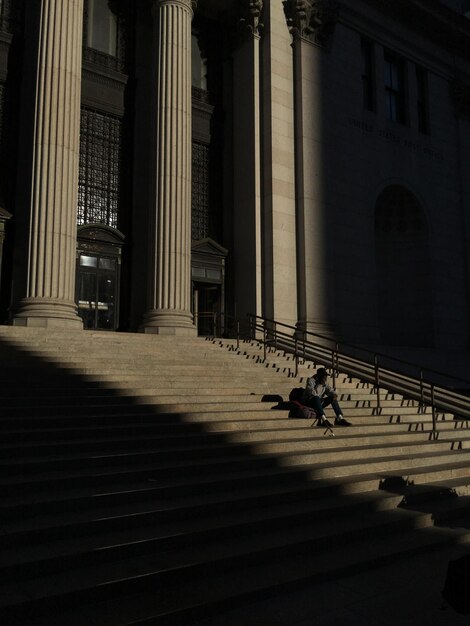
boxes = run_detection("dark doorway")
[193,282,221,335]
[75,224,124,331]
[191,238,228,336]
[77,253,119,330]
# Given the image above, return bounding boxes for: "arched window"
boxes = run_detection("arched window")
[375,186,433,347]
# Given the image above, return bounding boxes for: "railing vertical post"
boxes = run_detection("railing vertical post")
[331,348,336,389]
[263,322,267,362]
[375,355,381,412]
[236,319,240,351]
[431,383,437,439]
[213,312,217,337]
[294,337,299,378]
[419,369,424,412]
[274,321,277,350]
[334,342,339,387]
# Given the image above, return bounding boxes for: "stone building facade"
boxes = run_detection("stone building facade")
[0,0,469,350]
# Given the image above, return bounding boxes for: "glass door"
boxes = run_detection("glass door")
[77,253,118,330]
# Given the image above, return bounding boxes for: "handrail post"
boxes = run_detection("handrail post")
[263,322,267,362]
[274,320,277,350]
[331,348,336,389]
[334,342,339,387]
[294,337,299,378]
[419,369,424,412]
[431,383,437,439]
[375,354,381,412]
[213,312,217,337]
[236,319,240,351]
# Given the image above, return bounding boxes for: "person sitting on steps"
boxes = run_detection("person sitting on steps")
[302,367,351,429]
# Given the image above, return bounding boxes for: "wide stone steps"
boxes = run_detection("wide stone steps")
[1,427,464,459]
[0,390,411,406]
[0,490,405,565]
[1,328,470,624]
[3,524,469,626]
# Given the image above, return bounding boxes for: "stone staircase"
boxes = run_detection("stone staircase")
[1,327,470,625]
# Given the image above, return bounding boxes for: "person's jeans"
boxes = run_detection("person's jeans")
[307,395,342,419]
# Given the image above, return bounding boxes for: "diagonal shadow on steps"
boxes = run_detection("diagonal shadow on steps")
[0,335,469,626]
[379,475,470,533]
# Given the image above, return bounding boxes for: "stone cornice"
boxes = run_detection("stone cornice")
[283,0,339,47]
[82,64,128,88]
[360,0,470,61]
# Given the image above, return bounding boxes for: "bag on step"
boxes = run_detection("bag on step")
[288,387,304,403]
[288,387,316,419]
[290,401,317,420]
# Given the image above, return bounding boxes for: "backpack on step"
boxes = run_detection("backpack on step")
[288,387,316,419]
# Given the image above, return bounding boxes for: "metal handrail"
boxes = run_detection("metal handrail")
[195,311,246,350]
[247,314,470,436]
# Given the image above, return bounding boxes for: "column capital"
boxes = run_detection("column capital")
[225,0,264,50]
[283,0,339,46]
[153,0,197,14]
[239,0,264,37]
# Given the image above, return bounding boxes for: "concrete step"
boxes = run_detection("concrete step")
[1,517,468,624]
[4,427,466,459]
[3,433,468,478]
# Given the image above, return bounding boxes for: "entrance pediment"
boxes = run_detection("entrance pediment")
[192,237,228,258]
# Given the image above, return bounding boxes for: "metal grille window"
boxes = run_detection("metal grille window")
[0,0,22,33]
[0,0,8,31]
[191,141,210,241]
[78,108,122,228]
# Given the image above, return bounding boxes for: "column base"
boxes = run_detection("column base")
[13,298,83,329]
[140,309,197,336]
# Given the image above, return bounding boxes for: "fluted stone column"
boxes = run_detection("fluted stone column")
[141,0,196,334]
[284,0,338,340]
[0,207,11,296]
[231,0,263,323]
[13,0,83,328]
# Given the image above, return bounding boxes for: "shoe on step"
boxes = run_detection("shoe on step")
[335,417,351,426]
[318,417,333,429]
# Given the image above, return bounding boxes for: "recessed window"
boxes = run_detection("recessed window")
[361,39,375,112]
[384,54,406,124]
[192,34,208,91]
[87,0,117,57]
[416,67,429,134]
[80,254,98,268]
[99,257,116,271]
